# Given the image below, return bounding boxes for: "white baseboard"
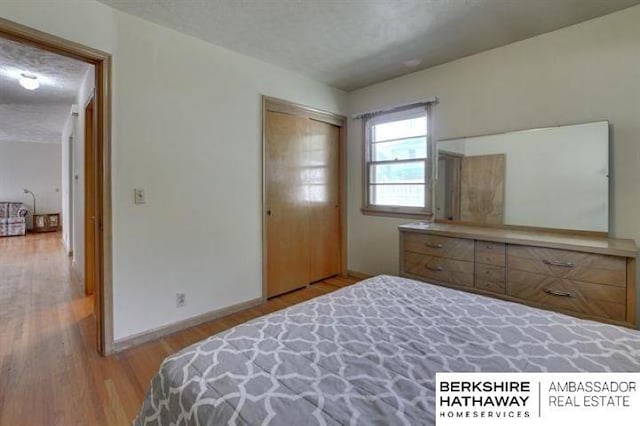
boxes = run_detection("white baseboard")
[61,237,73,257]
[112,297,264,353]
[70,261,82,285]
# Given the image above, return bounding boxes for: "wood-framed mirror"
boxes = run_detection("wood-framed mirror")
[435,121,610,235]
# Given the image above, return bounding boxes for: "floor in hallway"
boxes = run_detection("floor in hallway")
[0,232,359,424]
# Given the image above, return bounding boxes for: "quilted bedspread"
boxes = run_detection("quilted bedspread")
[134,275,640,425]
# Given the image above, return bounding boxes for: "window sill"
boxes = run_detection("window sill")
[360,208,433,220]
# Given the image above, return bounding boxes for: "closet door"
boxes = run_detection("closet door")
[265,111,310,297]
[307,119,341,282]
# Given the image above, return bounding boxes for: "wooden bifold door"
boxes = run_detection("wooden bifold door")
[265,104,343,298]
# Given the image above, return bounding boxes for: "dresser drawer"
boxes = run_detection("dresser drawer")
[404,251,474,287]
[507,269,626,321]
[507,245,626,287]
[475,264,505,294]
[475,241,506,266]
[403,232,474,261]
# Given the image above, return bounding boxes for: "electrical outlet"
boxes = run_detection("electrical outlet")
[134,188,146,204]
[176,293,186,308]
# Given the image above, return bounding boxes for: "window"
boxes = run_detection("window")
[362,105,433,216]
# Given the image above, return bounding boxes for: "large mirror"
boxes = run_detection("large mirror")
[435,121,609,233]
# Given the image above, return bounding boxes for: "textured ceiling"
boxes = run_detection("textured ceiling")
[99,0,640,91]
[0,37,90,144]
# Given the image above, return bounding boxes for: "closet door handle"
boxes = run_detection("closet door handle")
[266,210,272,216]
[544,288,573,297]
[425,265,444,272]
[542,259,575,268]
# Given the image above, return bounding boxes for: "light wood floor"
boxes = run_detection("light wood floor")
[0,232,359,425]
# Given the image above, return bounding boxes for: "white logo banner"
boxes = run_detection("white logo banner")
[436,372,640,425]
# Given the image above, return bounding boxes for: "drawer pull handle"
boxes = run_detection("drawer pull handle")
[542,259,575,268]
[425,242,444,249]
[425,265,444,272]
[544,288,573,297]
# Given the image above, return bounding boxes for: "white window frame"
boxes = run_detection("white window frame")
[361,104,434,218]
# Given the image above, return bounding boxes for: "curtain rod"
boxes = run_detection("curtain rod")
[351,96,439,120]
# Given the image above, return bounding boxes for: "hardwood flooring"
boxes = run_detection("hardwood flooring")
[0,232,359,425]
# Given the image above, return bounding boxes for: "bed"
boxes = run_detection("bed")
[134,275,640,425]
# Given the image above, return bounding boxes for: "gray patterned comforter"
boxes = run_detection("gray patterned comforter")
[135,275,640,425]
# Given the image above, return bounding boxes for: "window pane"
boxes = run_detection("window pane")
[370,184,424,207]
[372,137,427,161]
[373,116,426,142]
[370,161,425,184]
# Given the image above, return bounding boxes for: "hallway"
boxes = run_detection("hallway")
[0,232,107,424]
[0,232,359,424]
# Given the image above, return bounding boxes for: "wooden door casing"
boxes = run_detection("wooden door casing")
[84,97,96,297]
[436,152,462,221]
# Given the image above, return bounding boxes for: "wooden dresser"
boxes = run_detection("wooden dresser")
[32,213,61,233]
[399,222,638,327]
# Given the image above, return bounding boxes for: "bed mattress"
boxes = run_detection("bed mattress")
[135,275,640,425]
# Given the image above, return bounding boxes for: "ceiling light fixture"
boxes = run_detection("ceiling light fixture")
[19,73,39,90]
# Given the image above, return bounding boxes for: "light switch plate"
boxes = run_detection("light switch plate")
[134,188,146,204]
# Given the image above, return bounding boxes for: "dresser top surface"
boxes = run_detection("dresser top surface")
[399,222,638,257]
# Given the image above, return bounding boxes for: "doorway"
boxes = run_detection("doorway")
[262,96,347,298]
[0,17,113,355]
[436,151,462,221]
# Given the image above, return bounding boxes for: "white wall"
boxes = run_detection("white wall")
[0,141,61,227]
[347,5,640,321]
[9,0,636,338]
[439,121,609,232]
[61,113,74,253]
[0,0,347,340]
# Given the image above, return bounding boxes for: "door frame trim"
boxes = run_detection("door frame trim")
[84,95,95,297]
[261,96,348,301]
[0,17,114,355]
